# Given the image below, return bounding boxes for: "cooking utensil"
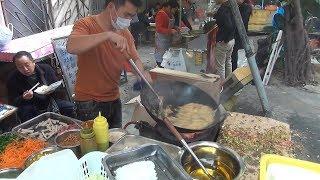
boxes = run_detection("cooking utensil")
[54,129,81,157]
[127,59,164,115]
[180,141,245,180]
[162,117,213,178]
[103,144,191,180]
[0,168,22,178]
[128,59,160,100]
[12,112,82,143]
[128,60,213,178]
[141,81,222,131]
[24,146,59,168]
[29,82,40,92]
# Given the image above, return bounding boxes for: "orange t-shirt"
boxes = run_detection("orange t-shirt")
[70,16,139,102]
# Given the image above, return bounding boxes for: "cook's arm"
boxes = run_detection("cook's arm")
[67,32,111,54]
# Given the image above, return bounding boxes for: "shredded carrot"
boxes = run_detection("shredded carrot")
[0,139,47,169]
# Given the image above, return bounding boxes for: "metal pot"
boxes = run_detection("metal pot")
[24,146,59,168]
[0,168,22,178]
[140,80,226,132]
[109,128,128,145]
[179,141,245,180]
[54,129,81,157]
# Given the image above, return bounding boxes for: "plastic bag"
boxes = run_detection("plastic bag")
[17,149,80,180]
[161,49,187,72]
[0,23,13,48]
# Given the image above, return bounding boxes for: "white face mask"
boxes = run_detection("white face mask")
[111,8,131,30]
[112,17,131,30]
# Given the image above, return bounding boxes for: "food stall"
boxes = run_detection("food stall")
[0,1,319,179]
[0,101,319,179]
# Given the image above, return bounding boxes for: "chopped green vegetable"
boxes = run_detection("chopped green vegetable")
[0,134,17,153]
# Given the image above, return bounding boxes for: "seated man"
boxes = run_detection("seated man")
[7,51,75,122]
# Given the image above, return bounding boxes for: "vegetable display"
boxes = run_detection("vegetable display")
[0,134,17,153]
[0,139,47,169]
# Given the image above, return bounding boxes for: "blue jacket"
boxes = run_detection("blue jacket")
[273,7,285,30]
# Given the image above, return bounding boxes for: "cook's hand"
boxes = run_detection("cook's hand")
[108,32,129,53]
[23,90,33,100]
[171,29,177,34]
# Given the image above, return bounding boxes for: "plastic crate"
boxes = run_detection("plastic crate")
[79,151,109,180]
[260,154,320,180]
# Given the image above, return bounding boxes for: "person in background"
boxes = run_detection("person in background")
[272,1,285,30]
[130,9,152,46]
[7,51,75,122]
[245,0,254,7]
[173,1,192,31]
[150,2,161,18]
[66,0,151,128]
[154,3,161,16]
[231,0,252,71]
[214,0,236,82]
[138,9,152,41]
[154,0,179,67]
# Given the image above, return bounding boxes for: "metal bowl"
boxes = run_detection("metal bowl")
[109,128,128,144]
[179,141,245,180]
[24,146,59,168]
[0,168,22,178]
[54,129,81,157]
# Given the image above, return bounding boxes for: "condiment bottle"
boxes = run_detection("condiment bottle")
[93,112,109,151]
[80,128,98,156]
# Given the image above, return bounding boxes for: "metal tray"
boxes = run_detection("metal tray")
[12,112,81,144]
[106,134,182,162]
[103,144,191,180]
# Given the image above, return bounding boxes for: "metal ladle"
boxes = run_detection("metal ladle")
[128,59,213,179]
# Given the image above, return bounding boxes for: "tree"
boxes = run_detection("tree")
[284,0,312,85]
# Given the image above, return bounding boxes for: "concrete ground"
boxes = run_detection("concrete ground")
[120,44,320,164]
[235,73,320,164]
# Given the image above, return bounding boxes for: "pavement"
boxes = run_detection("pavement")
[235,83,320,164]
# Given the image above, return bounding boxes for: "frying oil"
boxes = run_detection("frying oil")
[185,161,234,180]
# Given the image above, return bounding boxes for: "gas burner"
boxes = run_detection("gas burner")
[134,121,222,146]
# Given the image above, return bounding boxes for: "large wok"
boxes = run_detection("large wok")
[140,80,227,133]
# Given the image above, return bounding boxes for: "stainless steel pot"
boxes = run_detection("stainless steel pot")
[0,168,22,178]
[179,141,245,180]
[109,128,128,145]
[54,129,81,157]
[24,146,59,168]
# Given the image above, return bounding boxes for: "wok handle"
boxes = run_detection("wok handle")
[162,117,183,141]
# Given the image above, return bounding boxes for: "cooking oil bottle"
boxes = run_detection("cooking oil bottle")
[93,112,109,151]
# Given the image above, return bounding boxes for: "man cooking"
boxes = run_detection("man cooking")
[154,0,179,67]
[67,0,151,128]
[7,51,75,122]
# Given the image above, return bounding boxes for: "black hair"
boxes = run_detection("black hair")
[162,0,179,8]
[12,51,34,62]
[105,0,142,8]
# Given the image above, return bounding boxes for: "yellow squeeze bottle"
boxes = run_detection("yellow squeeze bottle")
[93,112,109,151]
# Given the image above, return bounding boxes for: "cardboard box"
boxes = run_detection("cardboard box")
[221,67,253,102]
[125,96,156,126]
